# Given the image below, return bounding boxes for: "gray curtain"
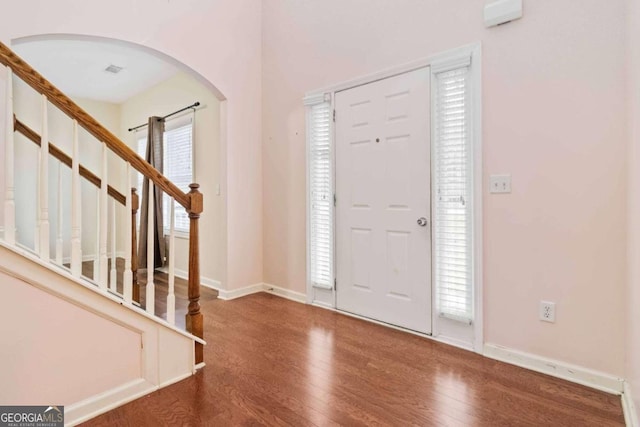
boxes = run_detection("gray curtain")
[138,116,165,269]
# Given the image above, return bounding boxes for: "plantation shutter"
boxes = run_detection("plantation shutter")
[433,62,473,323]
[307,97,333,288]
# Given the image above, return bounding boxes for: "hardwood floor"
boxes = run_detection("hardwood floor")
[80,259,218,330]
[82,293,624,426]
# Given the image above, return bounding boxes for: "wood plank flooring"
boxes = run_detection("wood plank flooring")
[82,293,624,426]
[80,259,218,330]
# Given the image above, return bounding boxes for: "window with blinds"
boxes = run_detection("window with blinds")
[137,118,193,234]
[433,65,473,323]
[308,101,333,288]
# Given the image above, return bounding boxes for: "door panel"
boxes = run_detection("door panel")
[336,68,431,333]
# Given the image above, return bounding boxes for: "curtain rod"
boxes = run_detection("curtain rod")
[127,101,200,132]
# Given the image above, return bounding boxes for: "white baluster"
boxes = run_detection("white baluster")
[123,163,133,303]
[146,181,155,315]
[109,198,117,292]
[94,187,100,280]
[55,162,63,265]
[34,186,40,254]
[39,95,50,260]
[4,68,15,245]
[70,120,82,277]
[99,144,108,289]
[167,197,176,325]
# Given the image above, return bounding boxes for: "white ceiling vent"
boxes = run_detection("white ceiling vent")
[104,64,124,74]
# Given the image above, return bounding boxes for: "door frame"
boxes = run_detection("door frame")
[304,42,483,354]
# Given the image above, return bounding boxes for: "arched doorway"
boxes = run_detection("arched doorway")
[9,34,227,294]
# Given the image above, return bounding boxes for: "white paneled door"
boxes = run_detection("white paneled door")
[336,68,431,333]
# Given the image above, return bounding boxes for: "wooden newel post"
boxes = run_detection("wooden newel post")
[131,188,140,303]
[186,183,204,364]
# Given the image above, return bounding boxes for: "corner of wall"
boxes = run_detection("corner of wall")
[627,0,640,418]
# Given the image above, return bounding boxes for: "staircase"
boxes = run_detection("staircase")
[0,42,206,424]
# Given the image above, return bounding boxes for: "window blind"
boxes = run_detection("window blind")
[308,101,333,288]
[163,123,192,232]
[136,135,146,194]
[433,66,473,323]
[137,119,193,233]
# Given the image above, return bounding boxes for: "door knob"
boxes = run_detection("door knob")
[417,217,428,227]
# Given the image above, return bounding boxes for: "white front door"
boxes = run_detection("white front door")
[335,68,431,333]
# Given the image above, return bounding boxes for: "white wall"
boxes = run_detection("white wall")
[11,77,121,269]
[119,72,223,285]
[74,98,123,264]
[0,270,141,405]
[626,0,640,418]
[0,0,634,393]
[0,0,262,291]
[262,0,627,376]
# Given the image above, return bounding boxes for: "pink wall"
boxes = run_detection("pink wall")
[0,0,263,291]
[0,271,140,405]
[262,1,627,375]
[0,0,633,383]
[627,0,640,416]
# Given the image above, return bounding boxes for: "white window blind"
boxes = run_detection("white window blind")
[433,66,473,323]
[137,118,193,234]
[136,135,147,195]
[308,101,333,288]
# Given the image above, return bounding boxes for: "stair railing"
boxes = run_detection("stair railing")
[0,42,204,364]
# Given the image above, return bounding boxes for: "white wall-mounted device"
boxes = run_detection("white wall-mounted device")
[484,0,523,28]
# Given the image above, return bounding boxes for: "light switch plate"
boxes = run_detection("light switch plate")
[490,174,511,194]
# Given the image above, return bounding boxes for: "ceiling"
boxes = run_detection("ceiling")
[13,38,179,104]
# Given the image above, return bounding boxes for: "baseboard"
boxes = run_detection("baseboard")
[430,333,475,352]
[65,378,156,426]
[214,282,306,303]
[200,277,223,290]
[623,381,639,427]
[217,283,265,300]
[158,371,192,389]
[311,300,335,310]
[484,343,624,395]
[157,266,221,291]
[263,283,306,304]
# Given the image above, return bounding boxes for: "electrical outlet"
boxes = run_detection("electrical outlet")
[539,301,556,323]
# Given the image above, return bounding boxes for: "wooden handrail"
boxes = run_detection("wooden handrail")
[0,41,190,210]
[2,41,203,363]
[14,117,127,206]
